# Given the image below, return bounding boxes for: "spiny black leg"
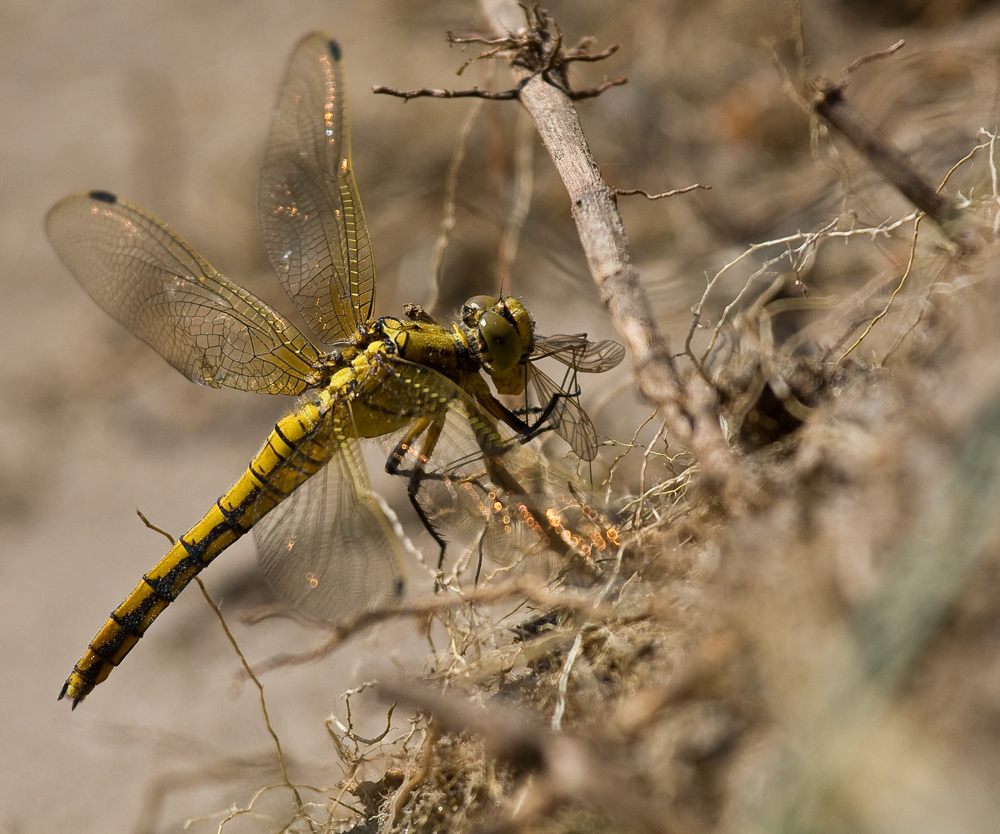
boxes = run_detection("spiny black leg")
[386,438,450,571]
[474,531,486,585]
[495,386,581,446]
[520,386,582,442]
[409,481,450,573]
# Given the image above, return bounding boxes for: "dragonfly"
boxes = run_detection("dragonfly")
[48,32,624,708]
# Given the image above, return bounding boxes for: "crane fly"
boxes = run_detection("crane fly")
[48,33,624,707]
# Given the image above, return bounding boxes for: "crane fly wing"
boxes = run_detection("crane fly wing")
[260,32,374,344]
[254,421,405,622]
[46,191,320,395]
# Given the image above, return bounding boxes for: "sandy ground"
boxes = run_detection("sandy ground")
[5,1,1000,831]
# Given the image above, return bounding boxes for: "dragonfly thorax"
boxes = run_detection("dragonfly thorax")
[461,296,534,396]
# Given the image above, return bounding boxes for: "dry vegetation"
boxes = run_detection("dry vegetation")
[165,2,1000,832]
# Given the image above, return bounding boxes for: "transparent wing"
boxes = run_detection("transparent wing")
[254,422,405,622]
[259,32,374,343]
[46,191,321,395]
[529,365,601,461]
[532,334,626,373]
[525,333,624,459]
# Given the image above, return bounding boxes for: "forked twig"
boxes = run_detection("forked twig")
[375,5,625,103]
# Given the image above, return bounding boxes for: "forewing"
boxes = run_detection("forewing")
[259,32,374,343]
[254,430,405,622]
[532,334,626,373]
[46,191,320,395]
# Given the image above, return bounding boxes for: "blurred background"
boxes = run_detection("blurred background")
[3,0,999,831]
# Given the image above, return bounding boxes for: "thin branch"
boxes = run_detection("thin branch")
[687,214,918,364]
[374,84,520,101]
[496,106,536,290]
[616,183,711,200]
[839,215,923,363]
[563,76,628,100]
[240,577,629,679]
[135,510,310,828]
[428,95,486,313]
[373,76,626,103]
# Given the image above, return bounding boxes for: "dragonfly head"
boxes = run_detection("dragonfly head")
[461,295,534,395]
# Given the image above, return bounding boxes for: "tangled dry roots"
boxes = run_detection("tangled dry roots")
[325,211,1000,833]
[319,12,1000,834]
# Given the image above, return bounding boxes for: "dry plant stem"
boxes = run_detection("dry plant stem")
[839,215,923,362]
[617,183,710,200]
[811,79,976,253]
[496,106,536,290]
[135,512,312,830]
[193,576,317,831]
[480,0,741,494]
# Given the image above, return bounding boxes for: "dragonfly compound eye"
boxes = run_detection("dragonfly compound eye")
[462,295,497,328]
[479,310,522,373]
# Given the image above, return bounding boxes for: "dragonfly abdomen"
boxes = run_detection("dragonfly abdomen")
[60,400,333,707]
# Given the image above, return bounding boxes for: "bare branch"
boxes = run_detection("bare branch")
[617,183,711,200]
[480,0,744,497]
[565,75,628,100]
[373,84,520,101]
[840,38,905,81]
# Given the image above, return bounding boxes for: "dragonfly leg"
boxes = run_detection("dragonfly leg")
[385,415,450,570]
[475,381,572,445]
[515,385,582,444]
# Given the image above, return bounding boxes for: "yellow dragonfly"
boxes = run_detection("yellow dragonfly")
[48,32,624,707]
